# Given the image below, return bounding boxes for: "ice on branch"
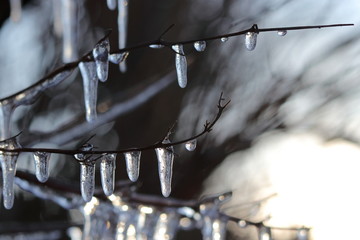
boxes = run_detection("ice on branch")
[33,152,51,183]
[124,151,141,182]
[194,41,206,52]
[0,137,21,209]
[245,31,257,51]
[118,0,129,72]
[149,44,165,49]
[10,0,22,22]
[155,139,174,197]
[107,0,117,10]
[172,44,188,88]
[185,139,197,151]
[92,38,110,82]
[109,52,129,64]
[277,30,287,36]
[100,153,117,196]
[61,0,78,62]
[78,61,99,122]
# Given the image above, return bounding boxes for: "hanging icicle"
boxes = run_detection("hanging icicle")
[9,0,22,22]
[0,136,21,209]
[92,38,110,82]
[244,31,258,51]
[118,0,129,72]
[33,152,51,183]
[172,44,188,88]
[100,153,117,196]
[155,139,174,197]
[124,151,141,182]
[61,0,79,63]
[185,139,197,151]
[107,0,117,10]
[78,61,99,122]
[0,102,14,140]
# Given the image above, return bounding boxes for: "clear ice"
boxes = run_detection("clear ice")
[80,162,96,202]
[100,153,117,196]
[78,61,99,122]
[108,52,128,64]
[149,44,165,49]
[245,32,257,51]
[61,0,78,62]
[185,139,197,151]
[124,151,141,182]
[220,37,228,42]
[107,0,117,10]
[92,38,110,82]
[277,30,287,36]
[118,0,128,72]
[194,41,206,52]
[172,44,188,88]
[0,137,21,209]
[155,139,174,197]
[33,152,51,183]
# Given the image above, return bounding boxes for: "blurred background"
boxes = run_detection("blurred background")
[0,0,359,239]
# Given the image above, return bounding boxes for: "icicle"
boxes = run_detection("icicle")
[33,152,51,183]
[107,0,117,10]
[258,226,272,240]
[10,0,22,22]
[245,32,257,51]
[80,162,96,202]
[277,30,287,36]
[172,44,188,88]
[149,44,165,49]
[155,139,174,197]
[296,229,309,240]
[61,0,78,62]
[124,151,141,182]
[0,137,21,209]
[78,61,99,122]
[194,41,206,52]
[92,38,110,82]
[185,139,197,151]
[220,37,228,42]
[100,153,117,196]
[0,102,14,140]
[109,52,129,64]
[118,0,129,72]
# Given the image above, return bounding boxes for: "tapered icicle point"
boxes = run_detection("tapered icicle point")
[100,153,117,196]
[93,38,110,82]
[124,151,141,182]
[259,226,272,240]
[61,0,78,62]
[118,0,128,73]
[33,152,51,183]
[194,41,206,52]
[107,0,117,10]
[172,44,188,88]
[0,137,21,209]
[245,32,257,51]
[155,139,174,197]
[78,61,99,122]
[185,139,197,151]
[10,0,22,22]
[80,162,96,202]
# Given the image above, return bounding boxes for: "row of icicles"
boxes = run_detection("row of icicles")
[0,134,197,209]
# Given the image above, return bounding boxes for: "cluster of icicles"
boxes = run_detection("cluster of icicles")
[0,135,197,209]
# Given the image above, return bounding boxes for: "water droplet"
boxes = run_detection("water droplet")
[78,61,98,122]
[277,30,287,36]
[33,152,51,183]
[155,139,174,197]
[92,38,110,82]
[106,0,117,10]
[100,153,117,196]
[193,41,206,52]
[124,151,141,182]
[245,32,257,51]
[185,139,197,151]
[80,161,96,202]
[172,44,187,88]
[108,52,129,64]
[220,37,228,42]
[238,220,247,228]
[149,44,165,49]
[0,137,21,209]
[297,229,309,240]
[259,226,272,240]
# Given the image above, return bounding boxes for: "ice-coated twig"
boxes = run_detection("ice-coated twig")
[61,0,79,62]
